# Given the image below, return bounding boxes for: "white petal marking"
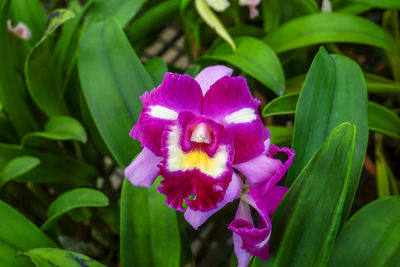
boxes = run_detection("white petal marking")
[148,105,178,120]
[167,125,228,178]
[224,108,256,124]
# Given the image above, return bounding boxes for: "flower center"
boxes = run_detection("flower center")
[190,122,212,144]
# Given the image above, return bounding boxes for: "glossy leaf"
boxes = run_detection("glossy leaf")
[268,126,292,146]
[53,0,95,90]
[368,102,400,139]
[42,188,109,231]
[328,196,400,266]
[145,57,168,85]
[121,179,181,267]
[22,116,88,146]
[262,93,298,116]
[0,143,96,185]
[0,0,38,136]
[25,9,75,117]
[346,0,400,9]
[0,200,57,267]
[263,93,400,140]
[265,13,400,54]
[286,47,368,225]
[86,0,147,27]
[268,123,356,266]
[0,156,40,187]
[195,0,236,51]
[21,248,106,267]
[203,36,285,95]
[79,18,154,167]
[375,135,399,198]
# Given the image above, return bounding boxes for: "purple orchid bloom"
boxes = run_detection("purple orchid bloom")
[124,65,294,265]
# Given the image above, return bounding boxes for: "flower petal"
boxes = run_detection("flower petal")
[130,73,203,156]
[251,185,288,216]
[203,76,268,163]
[229,196,271,261]
[231,200,253,267]
[159,112,234,211]
[233,154,283,185]
[7,20,31,40]
[195,65,233,95]
[184,172,242,229]
[124,148,163,187]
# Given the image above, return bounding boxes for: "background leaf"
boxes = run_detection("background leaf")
[145,57,168,85]
[195,0,236,51]
[328,196,400,267]
[368,102,400,139]
[0,144,96,185]
[202,36,285,95]
[22,116,88,146]
[21,248,106,267]
[42,188,109,231]
[268,123,356,266]
[262,93,298,116]
[25,9,75,117]
[0,156,40,187]
[0,200,57,267]
[85,0,147,27]
[78,18,154,167]
[265,13,400,54]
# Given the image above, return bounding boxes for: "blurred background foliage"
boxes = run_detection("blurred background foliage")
[0,0,399,266]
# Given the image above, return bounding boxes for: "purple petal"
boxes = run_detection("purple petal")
[195,65,233,95]
[251,186,288,216]
[256,145,295,195]
[124,148,163,187]
[232,201,253,267]
[184,172,243,229]
[130,73,203,156]
[229,196,271,261]
[233,154,283,185]
[203,76,268,163]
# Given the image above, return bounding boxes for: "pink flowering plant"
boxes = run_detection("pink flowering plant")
[124,65,294,265]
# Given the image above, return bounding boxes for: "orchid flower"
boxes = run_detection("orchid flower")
[124,65,294,265]
[7,20,31,40]
[205,0,261,19]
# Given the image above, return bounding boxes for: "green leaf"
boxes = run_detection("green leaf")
[346,0,400,9]
[53,0,95,91]
[125,0,180,44]
[41,188,109,231]
[368,102,400,139]
[86,0,147,27]
[21,248,106,267]
[263,92,400,140]
[265,13,400,54]
[145,57,168,85]
[375,135,399,198]
[0,156,40,187]
[202,36,285,95]
[22,116,88,146]
[268,126,292,146]
[328,196,400,266]
[0,0,39,137]
[121,178,181,267]
[78,18,154,167]
[25,9,75,117]
[262,93,298,116]
[267,123,356,266]
[195,0,236,51]
[0,200,57,267]
[286,47,368,225]
[0,143,96,185]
